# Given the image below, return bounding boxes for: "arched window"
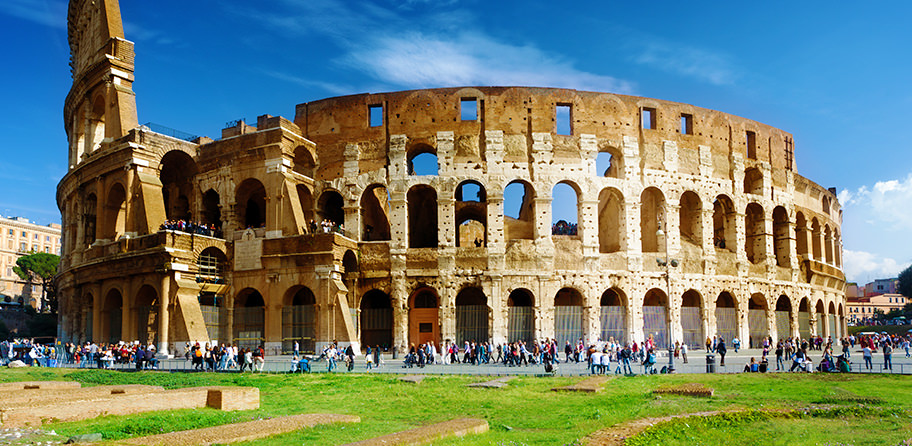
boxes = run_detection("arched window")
[551,182,580,236]
[105,183,126,240]
[598,188,623,253]
[744,167,763,195]
[713,195,736,252]
[236,179,267,229]
[407,185,438,248]
[84,193,97,245]
[297,185,315,231]
[317,190,345,228]
[455,287,490,343]
[600,288,626,344]
[201,189,221,231]
[504,180,535,240]
[772,206,790,267]
[745,203,766,264]
[456,181,487,247]
[88,95,106,153]
[507,289,534,345]
[643,288,668,349]
[234,288,265,350]
[134,285,159,345]
[715,292,737,343]
[554,288,584,343]
[775,295,791,340]
[811,218,822,261]
[293,145,316,178]
[360,290,393,350]
[679,191,702,247]
[595,149,622,178]
[824,225,834,265]
[640,187,665,252]
[102,288,122,344]
[748,294,768,348]
[408,144,438,175]
[159,151,198,222]
[360,184,391,241]
[681,290,703,349]
[795,212,809,257]
[283,287,316,354]
[798,297,811,339]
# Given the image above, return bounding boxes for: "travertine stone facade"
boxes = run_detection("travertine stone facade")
[57,0,846,354]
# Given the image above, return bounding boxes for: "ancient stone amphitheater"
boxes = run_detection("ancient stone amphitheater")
[57,0,845,355]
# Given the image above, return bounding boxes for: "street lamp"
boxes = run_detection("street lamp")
[656,208,678,372]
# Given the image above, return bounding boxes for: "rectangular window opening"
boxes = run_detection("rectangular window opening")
[680,114,693,135]
[460,98,477,121]
[556,104,571,135]
[368,104,383,128]
[746,131,757,159]
[642,107,656,130]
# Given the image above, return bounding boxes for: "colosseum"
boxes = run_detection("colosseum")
[57,0,846,355]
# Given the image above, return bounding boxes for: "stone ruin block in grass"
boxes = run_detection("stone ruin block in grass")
[652,383,714,397]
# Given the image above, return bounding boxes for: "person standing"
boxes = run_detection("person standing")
[883,342,893,371]
[775,342,784,371]
[862,345,873,370]
[681,342,688,364]
[717,337,727,366]
[293,340,300,358]
[326,344,337,372]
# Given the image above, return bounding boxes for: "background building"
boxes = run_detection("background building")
[0,216,62,309]
[846,278,908,325]
[57,0,847,355]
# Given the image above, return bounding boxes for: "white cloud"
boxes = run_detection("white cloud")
[634,42,737,86]
[1,0,66,29]
[841,174,912,231]
[843,249,903,283]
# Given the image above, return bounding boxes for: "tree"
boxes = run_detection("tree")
[898,264,912,299]
[12,252,60,314]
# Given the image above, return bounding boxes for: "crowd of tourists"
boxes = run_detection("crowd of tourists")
[551,220,578,236]
[182,342,268,372]
[308,219,346,236]
[160,219,222,238]
[0,339,59,367]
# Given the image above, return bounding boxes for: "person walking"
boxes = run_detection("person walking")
[717,337,727,366]
[775,342,784,371]
[862,345,873,370]
[883,342,893,371]
[681,342,688,364]
[326,344,337,372]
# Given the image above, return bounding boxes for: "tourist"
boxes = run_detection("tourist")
[680,342,688,364]
[790,348,807,372]
[326,344,337,372]
[732,336,740,353]
[743,357,758,373]
[716,337,727,366]
[862,344,873,370]
[883,342,893,371]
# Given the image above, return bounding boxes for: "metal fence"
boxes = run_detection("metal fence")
[554,306,583,345]
[360,308,393,349]
[233,307,264,350]
[775,311,790,340]
[199,305,224,343]
[799,312,811,339]
[748,309,768,348]
[642,306,667,349]
[135,305,158,345]
[282,305,315,354]
[715,307,737,342]
[507,307,534,345]
[456,305,490,343]
[599,306,626,345]
[680,307,702,349]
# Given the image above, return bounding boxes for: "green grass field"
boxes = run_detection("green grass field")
[1,368,910,445]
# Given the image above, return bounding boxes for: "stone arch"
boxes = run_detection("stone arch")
[101,288,123,344]
[598,187,624,253]
[104,182,126,240]
[201,189,221,230]
[234,288,265,350]
[408,286,439,346]
[798,297,811,339]
[834,229,842,268]
[456,180,487,247]
[296,184,315,231]
[744,167,763,195]
[360,289,393,350]
[775,295,792,340]
[407,185,438,248]
[84,193,97,245]
[407,143,438,175]
[748,293,769,348]
[282,286,316,354]
[772,206,790,267]
[159,150,198,221]
[824,224,834,265]
[292,145,316,178]
[712,195,736,252]
[88,94,106,153]
[360,184,391,241]
[745,202,766,264]
[828,301,838,338]
[507,288,535,344]
[236,178,267,229]
[811,218,822,260]
[134,284,158,346]
[317,189,345,227]
[679,191,702,248]
[640,187,665,253]
[595,146,622,178]
[680,289,703,349]
[795,212,809,257]
[643,288,669,348]
[599,288,627,344]
[455,287,490,343]
[552,181,581,237]
[822,195,831,215]
[554,287,584,343]
[504,180,536,240]
[715,291,737,343]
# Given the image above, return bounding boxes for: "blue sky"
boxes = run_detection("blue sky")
[2,0,911,284]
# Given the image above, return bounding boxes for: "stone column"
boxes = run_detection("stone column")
[391,272,408,354]
[92,282,103,342]
[158,274,170,355]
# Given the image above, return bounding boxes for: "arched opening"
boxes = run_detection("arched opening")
[822,195,831,215]
[640,187,665,253]
[236,179,267,229]
[102,288,123,344]
[198,247,227,280]
[88,95,105,153]
[317,190,345,228]
[234,288,265,350]
[744,167,763,195]
[409,287,439,346]
[775,295,792,340]
[104,183,127,240]
[795,212,809,257]
[715,292,737,343]
[600,288,627,344]
[456,181,487,247]
[837,303,845,338]
[134,285,158,346]
[408,144,438,175]
[407,185,438,248]
[798,297,811,339]
[455,287,490,343]
[680,290,703,349]
[551,182,580,236]
[197,247,227,342]
[679,191,702,248]
[507,289,534,345]
[84,193,97,245]
[712,195,736,252]
[834,230,842,268]
[554,288,584,343]
[643,288,668,349]
[811,218,822,261]
[83,292,94,342]
[824,225,834,265]
[296,185,315,232]
[745,203,766,264]
[504,180,535,240]
[772,206,790,267]
[73,107,86,160]
[815,300,825,337]
[595,149,622,178]
[293,145,316,178]
[598,187,623,253]
[748,293,768,348]
[159,151,198,222]
[201,189,222,231]
[360,290,392,350]
[282,287,316,354]
[360,184,391,241]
